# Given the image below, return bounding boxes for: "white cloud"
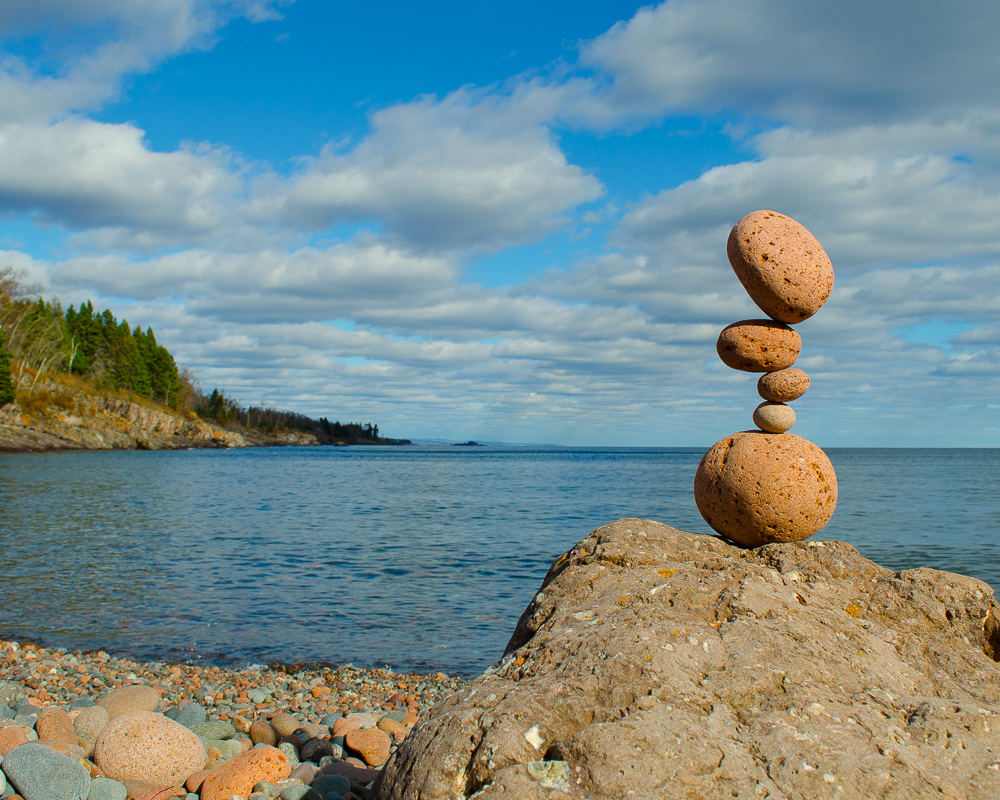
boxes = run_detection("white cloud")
[0,118,242,241]
[575,0,1000,127]
[262,89,604,252]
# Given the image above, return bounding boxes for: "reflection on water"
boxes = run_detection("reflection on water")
[0,446,997,677]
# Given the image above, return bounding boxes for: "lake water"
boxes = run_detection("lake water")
[0,446,997,677]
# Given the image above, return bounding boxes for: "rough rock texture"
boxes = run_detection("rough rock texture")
[716,320,801,373]
[753,401,796,433]
[374,519,1000,800]
[757,368,810,402]
[0,389,248,452]
[694,432,837,546]
[198,746,291,800]
[727,210,834,324]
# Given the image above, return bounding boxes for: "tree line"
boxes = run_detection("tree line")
[0,267,399,443]
[0,267,182,405]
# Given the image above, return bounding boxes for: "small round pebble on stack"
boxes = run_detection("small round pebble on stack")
[694,210,838,547]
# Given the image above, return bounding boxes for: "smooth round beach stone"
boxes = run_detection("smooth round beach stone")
[94,711,206,786]
[753,401,796,433]
[97,685,160,720]
[727,210,834,323]
[757,368,810,402]
[35,707,76,745]
[250,720,280,747]
[344,728,391,767]
[694,431,838,547]
[716,319,801,372]
[2,741,91,800]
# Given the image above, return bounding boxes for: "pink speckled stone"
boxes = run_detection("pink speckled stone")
[94,711,206,786]
[694,431,838,547]
[97,685,160,720]
[727,210,834,323]
[73,705,111,743]
[716,319,801,373]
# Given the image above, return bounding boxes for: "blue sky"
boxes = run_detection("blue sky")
[2,0,999,446]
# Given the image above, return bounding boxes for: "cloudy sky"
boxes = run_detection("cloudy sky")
[1,0,998,446]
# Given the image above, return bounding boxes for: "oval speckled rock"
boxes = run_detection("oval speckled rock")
[757,368,810,402]
[199,746,291,800]
[693,431,837,547]
[96,685,160,720]
[727,210,834,323]
[716,320,801,372]
[94,711,206,786]
[753,401,796,433]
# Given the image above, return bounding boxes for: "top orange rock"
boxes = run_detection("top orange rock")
[727,210,834,323]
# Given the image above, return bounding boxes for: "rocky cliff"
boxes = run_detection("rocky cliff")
[375,519,1000,799]
[0,380,317,452]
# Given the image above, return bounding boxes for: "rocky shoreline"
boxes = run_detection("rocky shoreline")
[0,637,464,799]
[0,381,395,454]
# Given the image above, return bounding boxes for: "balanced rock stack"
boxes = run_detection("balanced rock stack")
[694,210,838,548]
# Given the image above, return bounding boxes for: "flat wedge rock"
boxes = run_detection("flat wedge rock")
[753,401,795,433]
[757,368,810,402]
[694,431,837,546]
[716,320,801,372]
[727,210,834,323]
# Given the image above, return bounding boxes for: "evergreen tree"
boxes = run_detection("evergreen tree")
[0,331,14,406]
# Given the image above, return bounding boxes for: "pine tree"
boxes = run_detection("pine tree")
[0,331,15,406]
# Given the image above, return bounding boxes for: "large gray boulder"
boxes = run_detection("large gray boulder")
[374,519,1000,799]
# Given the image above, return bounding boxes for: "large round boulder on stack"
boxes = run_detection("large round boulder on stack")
[716,320,801,372]
[693,431,837,547]
[727,210,834,323]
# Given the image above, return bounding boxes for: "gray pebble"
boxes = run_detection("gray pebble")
[70,697,97,709]
[201,739,242,761]
[251,781,277,798]
[175,703,208,728]
[384,711,409,723]
[277,741,300,765]
[248,690,268,704]
[13,713,37,727]
[2,741,90,800]
[319,713,343,727]
[278,787,321,800]
[0,704,12,721]
[321,794,344,800]
[189,719,235,740]
[87,777,127,800]
[0,683,25,706]
[312,775,351,796]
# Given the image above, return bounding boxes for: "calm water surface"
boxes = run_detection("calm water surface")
[0,446,997,676]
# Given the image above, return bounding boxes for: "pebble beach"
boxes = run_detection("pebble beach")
[0,638,466,800]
